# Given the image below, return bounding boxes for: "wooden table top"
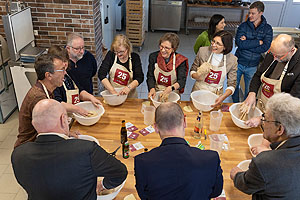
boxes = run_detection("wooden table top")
[71,98,262,200]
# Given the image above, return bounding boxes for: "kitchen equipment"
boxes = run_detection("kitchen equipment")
[151,0,182,32]
[237,160,251,171]
[191,90,218,112]
[100,88,128,106]
[141,105,155,125]
[229,103,262,129]
[150,91,180,108]
[209,134,225,155]
[73,102,105,126]
[209,110,223,132]
[248,133,263,157]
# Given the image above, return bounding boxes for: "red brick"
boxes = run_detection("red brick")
[57,36,68,41]
[40,27,57,31]
[36,0,53,3]
[72,19,89,24]
[47,13,63,18]
[53,0,70,4]
[64,14,80,19]
[80,5,92,10]
[38,31,50,35]
[49,31,66,36]
[80,15,93,19]
[63,5,80,9]
[45,3,63,8]
[32,13,47,17]
[57,27,74,32]
[27,3,44,8]
[72,10,88,14]
[39,18,56,22]
[37,8,54,12]
[33,22,48,26]
[71,0,89,5]
[48,22,65,27]
[55,9,71,14]
[65,23,81,28]
[41,35,58,40]
[55,18,71,23]
[74,28,90,32]
[82,24,93,29]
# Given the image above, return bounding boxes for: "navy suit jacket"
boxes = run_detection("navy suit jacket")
[134,137,223,200]
[11,134,127,200]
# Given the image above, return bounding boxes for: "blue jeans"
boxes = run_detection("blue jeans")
[232,64,257,103]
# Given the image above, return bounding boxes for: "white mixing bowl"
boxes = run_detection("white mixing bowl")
[97,179,126,200]
[100,88,128,106]
[229,103,263,129]
[248,133,263,157]
[237,160,251,171]
[191,90,218,112]
[150,91,180,108]
[73,101,105,126]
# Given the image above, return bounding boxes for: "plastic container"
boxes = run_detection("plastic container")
[150,91,180,108]
[209,110,223,131]
[73,101,105,126]
[191,90,218,112]
[248,133,263,157]
[97,179,126,200]
[141,105,155,125]
[100,88,128,106]
[237,160,251,171]
[229,103,263,129]
[209,134,225,154]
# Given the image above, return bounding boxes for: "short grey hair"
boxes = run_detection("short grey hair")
[67,33,84,46]
[155,102,184,132]
[266,93,300,137]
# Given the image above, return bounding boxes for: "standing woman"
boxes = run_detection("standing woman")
[147,33,189,98]
[98,34,144,98]
[190,30,237,107]
[194,14,226,54]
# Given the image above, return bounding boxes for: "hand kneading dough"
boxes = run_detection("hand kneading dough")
[197,62,212,81]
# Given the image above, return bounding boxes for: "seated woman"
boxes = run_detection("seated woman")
[98,34,144,98]
[190,30,237,107]
[147,33,189,99]
[194,14,226,54]
[49,46,101,116]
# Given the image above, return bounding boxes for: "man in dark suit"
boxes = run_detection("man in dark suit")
[134,102,223,200]
[11,99,127,200]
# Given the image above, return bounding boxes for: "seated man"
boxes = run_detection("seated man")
[12,99,128,200]
[230,93,300,199]
[15,54,89,148]
[134,102,223,200]
[66,33,98,94]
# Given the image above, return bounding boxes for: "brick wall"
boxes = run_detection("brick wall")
[0,0,104,94]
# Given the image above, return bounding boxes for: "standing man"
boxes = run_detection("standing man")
[15,54,88,148]
[134,102,223,199]
[232,1,273,102]
[230,93,300,199]
[66,33,98,94]
[12,99,128,200]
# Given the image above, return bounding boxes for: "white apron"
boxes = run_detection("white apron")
[154,53,178,93]
[109,55,137,98]
[257,59,290,112]
[192,53,227,95]
[63,77,80,104]
[41,81,51,99]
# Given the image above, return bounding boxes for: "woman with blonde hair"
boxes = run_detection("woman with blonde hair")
[98,34,144,98]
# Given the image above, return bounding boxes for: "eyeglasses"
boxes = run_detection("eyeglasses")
[114,50,127,56]
[261,113,281,125]
[159,45,172,51]
[70,46,85,52]
[211,40,224,47]
[267,48,294,61]
[54,69,66,73]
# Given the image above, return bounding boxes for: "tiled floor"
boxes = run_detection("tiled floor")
[0,29,235,200]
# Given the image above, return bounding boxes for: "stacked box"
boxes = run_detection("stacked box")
[126,0,145,47]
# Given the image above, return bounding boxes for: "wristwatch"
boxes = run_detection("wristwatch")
[171,86,175,91]
[127,85,132,90]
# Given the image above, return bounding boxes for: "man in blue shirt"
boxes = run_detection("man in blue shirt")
[66,33,98,94]
[232,1,273,102]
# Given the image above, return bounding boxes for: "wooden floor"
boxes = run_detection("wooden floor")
[71,98,262,200]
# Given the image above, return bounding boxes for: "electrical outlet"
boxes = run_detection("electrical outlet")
[34,30,38,36]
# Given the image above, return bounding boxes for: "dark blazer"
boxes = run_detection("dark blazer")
[11,134,128,200]
[249,48,300,99]
[134,137,223,200]
[234,136,300,200]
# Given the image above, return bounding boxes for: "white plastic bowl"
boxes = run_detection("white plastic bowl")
[78,135,100,145]
[73,101,105,126]
[237,160,251,171]
[150,91,180,108]
[229,103,263,129]
[97,179,126,200]
[248,133,263,157]
[191,90,218,112]
[100,88,128,106]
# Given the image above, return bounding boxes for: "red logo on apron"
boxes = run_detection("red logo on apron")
[113,69,130,86]
[157,72,171,87]
[204,69,222,84]
[262,80,275,98]
[72,94,80,105]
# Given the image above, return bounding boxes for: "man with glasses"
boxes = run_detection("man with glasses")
[230,93,300,199]
[15,54,88,148]
[232,1,273,102]
[66,33,98,94]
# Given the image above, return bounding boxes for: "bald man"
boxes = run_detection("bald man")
[12,99,127,200]
[134,102,223,200]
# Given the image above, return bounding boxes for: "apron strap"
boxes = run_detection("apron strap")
[172,53,176,71]
[40,81,51,99]
[207,52,213,63]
